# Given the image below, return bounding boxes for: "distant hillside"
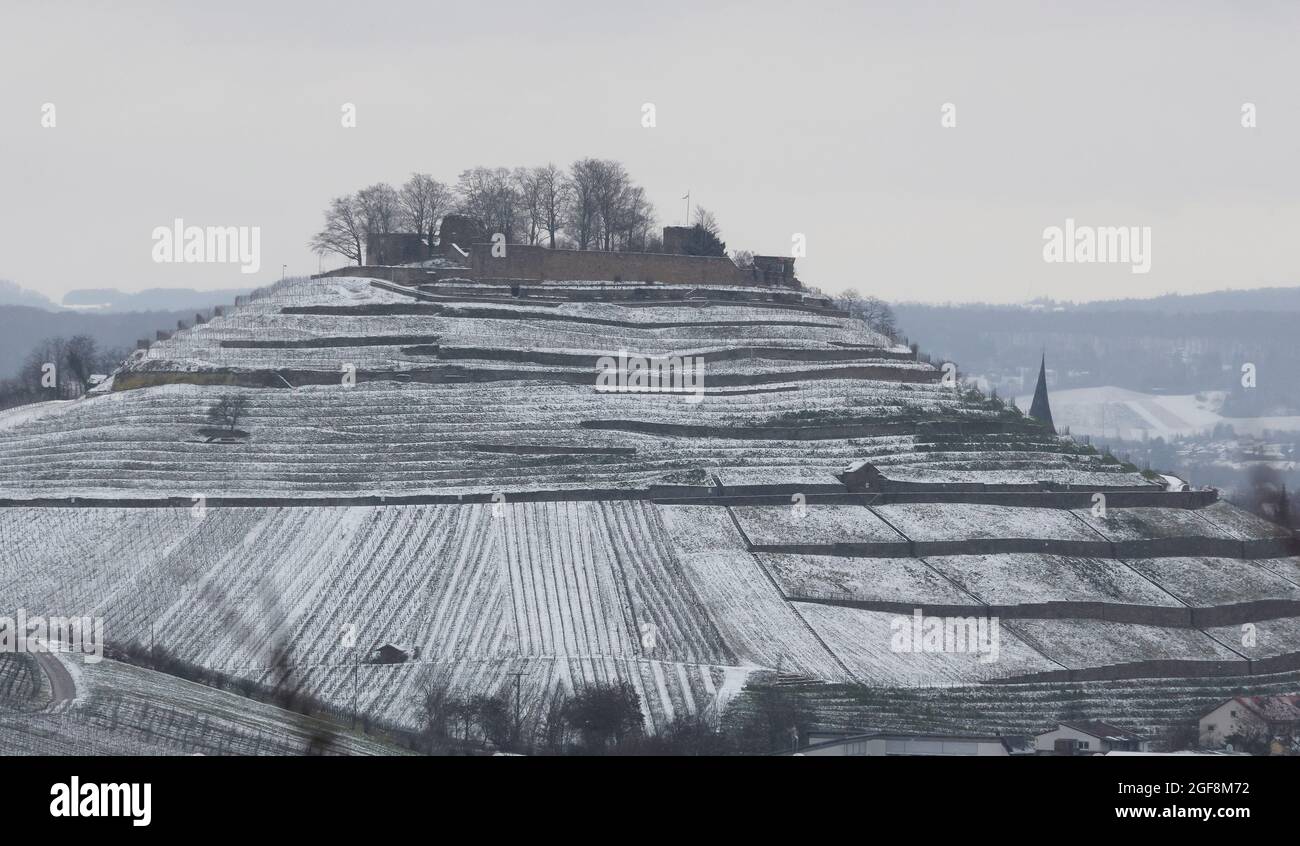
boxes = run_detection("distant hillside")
[0,279,57,310]
[61,286,252,313]
[0,305,214,379]
[1072,285,1300,314]
[894,285,1300,416]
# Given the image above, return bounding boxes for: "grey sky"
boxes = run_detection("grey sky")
[2,0,1298,303]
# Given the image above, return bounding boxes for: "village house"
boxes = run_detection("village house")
[794,731,1030,757]
[1034,721,1150,755]
[1199,694,1300,749]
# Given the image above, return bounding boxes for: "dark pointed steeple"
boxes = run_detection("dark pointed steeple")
[1029,353,1054,430]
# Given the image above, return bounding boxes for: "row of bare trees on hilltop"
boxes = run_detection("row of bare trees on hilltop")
[311,160,728,265]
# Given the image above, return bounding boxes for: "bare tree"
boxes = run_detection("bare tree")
[356,182,402,263]
[309,194,366,266]
[514,167,545,245]
[565,158,603,250]
[534,163,569,248]
[694,206,721,238]
[206,395,251,433]
[399,173,452,257]
[318,157,658,256]
[416,680,455,754]
[64,334,97,388]
[835,288,898,338]
[21,337,68,396]
[615,184,656,251]
[590,159,630,251]
[456,167,521,243]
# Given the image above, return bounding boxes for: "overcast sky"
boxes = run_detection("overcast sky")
[2,0,1298,304]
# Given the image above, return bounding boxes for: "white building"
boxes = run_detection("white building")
[795,732,1025,757]
[1034,721,1149,754]
[1199,695,1300,749]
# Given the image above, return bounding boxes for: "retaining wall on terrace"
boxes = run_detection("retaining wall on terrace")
[469,243,755,285]
[778,596,1300,628]
[313,266,435,285]
[992,652,1300,683]
[425,345,917,366]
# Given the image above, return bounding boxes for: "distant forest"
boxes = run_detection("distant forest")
[893,299,1300,416]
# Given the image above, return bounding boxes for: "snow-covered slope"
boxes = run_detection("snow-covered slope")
[1,274,1295,746]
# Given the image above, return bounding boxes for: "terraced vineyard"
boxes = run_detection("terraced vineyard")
[1,274,1296,748]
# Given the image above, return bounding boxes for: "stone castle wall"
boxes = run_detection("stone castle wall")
[469,243,759,286]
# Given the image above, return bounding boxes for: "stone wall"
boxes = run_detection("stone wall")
[468,243,758,285]
[437,214,484,253]
[365,233,427,265]
[661,226,694,254]
[313,266,434,285]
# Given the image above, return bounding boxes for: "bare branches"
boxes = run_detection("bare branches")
[308,195,365,266]
[399,173,452,257]
[206,395,250,432]
[312,157,661,261]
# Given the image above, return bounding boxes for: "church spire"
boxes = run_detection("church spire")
[1029,353,1054,430]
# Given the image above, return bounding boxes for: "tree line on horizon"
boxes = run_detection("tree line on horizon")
[310,159,731,266]
[0,334,130,411]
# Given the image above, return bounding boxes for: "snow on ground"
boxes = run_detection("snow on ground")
[657,504,850,680]
[1,501,756,736]
[1005,619,1242,669]
[731,504,907,548]
[4,271,1297,739]
[923,554,1183,607]
[1256,557,1300,585]
[1194,500,1295,540]
[757,553,972,604]
[1123,557,1300,606]
[1205,616,1300,660]
[1071,502,1288,546]
[1017,385,1300,438]
[1069,506,1207,541]
[0,400,77,432]
[671,551,851,681]
[715,467,844,489]
[793,603,1059,685]
[872,503,1099,543]
[0,655,404,756]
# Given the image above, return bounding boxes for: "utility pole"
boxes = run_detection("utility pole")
[682,191,690,226]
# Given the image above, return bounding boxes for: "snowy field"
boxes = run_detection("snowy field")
[793,604,1059,686]
[0,653,404,756]
[1004,619,1242,669]
[922,553,1183,607]
[2,272,1297,746]
[1123,557,1300,607]
[731,504,907,548]
[757,553,972,605]
[1016,385,1300,439]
